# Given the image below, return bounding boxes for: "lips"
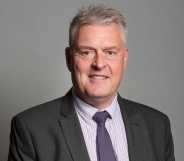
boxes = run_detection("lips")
[88,74,109,79]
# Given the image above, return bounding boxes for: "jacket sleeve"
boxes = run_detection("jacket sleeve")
[8,116,36,161]
[164,116,175,161]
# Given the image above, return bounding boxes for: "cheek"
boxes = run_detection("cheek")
[73,59,90,81]
[74,59,87,73]
[110,61,124,82]
[111,61,124,74]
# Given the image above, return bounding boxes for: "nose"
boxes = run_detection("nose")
[92,51,106,69]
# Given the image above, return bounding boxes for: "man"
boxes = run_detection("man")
[8,5,175,161]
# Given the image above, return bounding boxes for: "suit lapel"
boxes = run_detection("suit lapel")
[118,96,157,161]
[58,91,90,161]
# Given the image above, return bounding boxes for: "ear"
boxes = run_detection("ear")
[123,48,128,69]
[65,47,73,71]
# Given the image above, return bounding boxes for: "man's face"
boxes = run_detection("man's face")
[66,23,128,107]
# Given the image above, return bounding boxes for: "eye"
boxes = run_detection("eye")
[79,50,91,55]
[105,50,117,55]
[76,49,96,59]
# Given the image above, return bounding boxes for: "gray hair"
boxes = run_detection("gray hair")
[69,5,128,47]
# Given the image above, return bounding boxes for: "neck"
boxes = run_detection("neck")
[73,91,116,110]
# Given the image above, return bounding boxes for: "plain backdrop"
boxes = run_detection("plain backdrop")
[0,0,183,160]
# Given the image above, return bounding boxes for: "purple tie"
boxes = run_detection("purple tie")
[93,111,117,161]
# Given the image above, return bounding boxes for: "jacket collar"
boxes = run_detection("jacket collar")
[58,90,91,161]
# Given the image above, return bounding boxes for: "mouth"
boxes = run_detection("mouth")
[88,74,109,80]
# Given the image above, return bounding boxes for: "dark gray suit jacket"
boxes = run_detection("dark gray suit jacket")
[8,90,175,161]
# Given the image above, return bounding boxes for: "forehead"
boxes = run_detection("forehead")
[75,23,124,47]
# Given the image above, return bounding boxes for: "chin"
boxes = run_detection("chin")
[86,90,113,99]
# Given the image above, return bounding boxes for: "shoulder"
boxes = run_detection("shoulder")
[14,97,62,121]
[118,96,172,144]
[118,96,170,126]
[11,93,71,130]
[11,89,74,129]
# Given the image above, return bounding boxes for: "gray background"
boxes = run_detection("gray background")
[0,0,183,160]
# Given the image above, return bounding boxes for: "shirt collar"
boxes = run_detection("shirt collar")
[73,92,118,120]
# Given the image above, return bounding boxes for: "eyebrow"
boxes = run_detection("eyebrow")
[76,46,95,50]
[103,47,119,51]
[77,45,119,51]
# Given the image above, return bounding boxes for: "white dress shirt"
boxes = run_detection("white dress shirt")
[73,94,130,161]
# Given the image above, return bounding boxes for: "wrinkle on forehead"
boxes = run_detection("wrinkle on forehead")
[74,23,125,49]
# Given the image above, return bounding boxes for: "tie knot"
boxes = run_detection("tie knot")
[93,111,111,124]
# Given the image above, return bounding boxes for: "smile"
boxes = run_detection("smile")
[89,74,109,79]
